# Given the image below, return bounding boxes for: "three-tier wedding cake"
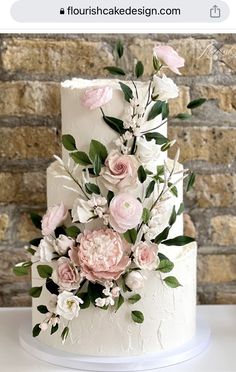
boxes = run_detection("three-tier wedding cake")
[15,43,199,358]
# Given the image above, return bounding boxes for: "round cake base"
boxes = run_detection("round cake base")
[19,312,210,371]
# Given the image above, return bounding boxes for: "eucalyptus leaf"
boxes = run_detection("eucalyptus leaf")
[162,235,195,246]
[103,115,125,134]
[162,102,169,120]
[29,286,42,298]
[62,134,77,151]
[89,139,108,163]
[177,203,184,216]
[164,276,181,288]
[70,151,92,166]
[128,294,141,304]
[135,61,144,78]
[154,226,170,244]
[119,82,133,102]
[169,206,177,226]
[131,310,144,323]
[175,113,192,120]
[147,101,163,121]
[116,40,124,58]
[186,172,196,192]
[61,326,69,342]
[104,66,126,76]
[157,259,174,273]
[115,293,124,312]
[32,323,41,338]
[85,183,100,195]
[187,98,206,109]
[37,265,53,279]
[168,183,178,197]
[93,154,102,176]
[145,180,155,198]
[142,208,150,224]
[123,228,137,244]
[138,165,147,183]
[144,132,168,145]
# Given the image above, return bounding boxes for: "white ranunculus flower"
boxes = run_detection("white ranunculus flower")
[53,234,74,255]
[125,271,146,291]
[37,236,56,262]
[145,199,174,241]
[152,74,179,101]
[56,291,83,320]
[72,197,93,223]
[136,136,160,166]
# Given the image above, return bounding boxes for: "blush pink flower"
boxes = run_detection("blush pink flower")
[69,229,131,282]
[133,242,160,270]
[153,45,185,75]
[42,202,68,236]
[52,257,81,291]
[109,193,143,233]
[101,150,138,192]
[81,86,113,110]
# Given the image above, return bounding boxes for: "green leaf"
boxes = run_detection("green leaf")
[157,258,174,273]
[156,165,165,176]
[93,154,102,176]
[145,180,155,198]
[13,262,32,276]
[128,294,141,304]
[61,326,69,343]
[29,238,41,247]
[123,228,137,244]
[164,276,181,288]
[168,182,178,197]
[153,55,161,71]
[65,225,81,238]
[115,293,124,312]
[89,139,108,164]
[88,282,105,305]
[175,113,192,120]
[46,278,59,295]
[116,40,124,58]
[177,203,184,216]
[131,310,144,323]
[187,98,206,109]
[162,102,169,120]
[62,134,76,151]
[70,151,92,166]
[85,183,100,195]
[103,115,125,135]
[169,206,177,226]
[29,286,42,298]
[104,66,126,76]
[30,212,42,229]
[135,61,144,78]
[107,190,114,206]
[138,165,147,183]
[154,226,170,244]
[142,208,150,224]
[119,82,133,103]
[144,132,168,145]
[32,323,41,338]
[37,305,48,314]
[25,246,36,255]
[37,265,53,279]
[186,172,196,192]
[161,141,172,152]
[51,324,59,335]
[162,235,195,246]
[147,101,163,121]
[77,292,90,309]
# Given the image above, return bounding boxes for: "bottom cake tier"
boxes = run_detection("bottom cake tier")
[32,242,197,357]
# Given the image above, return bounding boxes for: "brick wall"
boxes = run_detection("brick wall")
[0,34,235,306]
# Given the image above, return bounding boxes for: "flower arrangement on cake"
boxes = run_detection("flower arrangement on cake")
[14,42,205,344]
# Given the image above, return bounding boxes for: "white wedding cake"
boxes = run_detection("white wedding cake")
[15,44,199,358]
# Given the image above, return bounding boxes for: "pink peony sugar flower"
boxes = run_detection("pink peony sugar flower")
[101,150,138,192]
[133,242,160,271]
[52,257,81,291]
[153,45,185,75]
[109,193,143,233]
[41,202,68,236]
[69,229,131,282]
[81,86,113,110]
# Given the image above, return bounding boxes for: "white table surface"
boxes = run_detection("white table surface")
[0,305,236,372]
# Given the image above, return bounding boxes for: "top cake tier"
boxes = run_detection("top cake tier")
[61,78,168,163]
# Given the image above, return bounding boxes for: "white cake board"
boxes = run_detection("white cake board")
[19,311,210,371]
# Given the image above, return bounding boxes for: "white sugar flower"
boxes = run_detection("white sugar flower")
[125,271,146,291]
[72,197,94,223]
[35,236,56,263]
[53,234,74,255]
[56,291,83,320]
[95,297,106,308]
[136,136,160,166]
[152,74,179,101]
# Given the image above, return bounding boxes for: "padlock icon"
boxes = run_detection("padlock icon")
[60,8,65,15]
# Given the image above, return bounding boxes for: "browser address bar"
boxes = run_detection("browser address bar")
[11,0,230,23]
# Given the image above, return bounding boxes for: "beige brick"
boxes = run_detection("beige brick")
[169,86,191,117]
[2,38,114,76]
[220,44,236,72]
[188,174,236,208]
[169,127,236,164]
[183,213,196,238]
[129,38,213,76]
[211,215,236,246]
[11,294,31,307]
[17,212,42,242]
[0,81,60,117]
[0,127,59,160]
[0,172,46,204]
[216,291,236,304]
[196,85,236,112]
[0,214,9,240]
[0,249,30,284]
[198,254,236,284]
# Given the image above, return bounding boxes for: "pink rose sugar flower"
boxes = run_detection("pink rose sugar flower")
[70,229,131,282]
[109,193,143,233]
[81,86,113,110]
[52,257,81,291]
[101,150,138,192]
[42,202,68,236]
[133,242,160,270]
[153,45,185,75]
